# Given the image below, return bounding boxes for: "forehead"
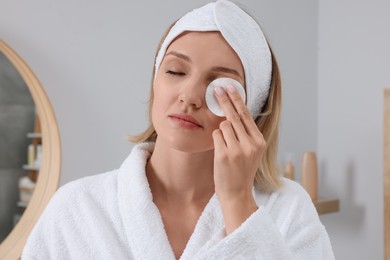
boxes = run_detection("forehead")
[166,31,243,68]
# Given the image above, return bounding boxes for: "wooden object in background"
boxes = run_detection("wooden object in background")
[384,89,390,260]
[301,151,319,201]
[0,40,61,260]
[283,161,296,180]
[314,198,339,215]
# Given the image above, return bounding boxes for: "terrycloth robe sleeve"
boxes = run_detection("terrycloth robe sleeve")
[194,180,335,260]
[21,171,133,260]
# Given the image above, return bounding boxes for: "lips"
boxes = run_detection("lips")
[169,113,202,128]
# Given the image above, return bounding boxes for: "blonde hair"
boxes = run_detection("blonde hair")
[129,22,282,192]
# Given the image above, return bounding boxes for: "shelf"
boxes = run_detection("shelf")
[22,165,40,171]
[16,201,29,208]
[26,133,42,138]
[314,198,340,215]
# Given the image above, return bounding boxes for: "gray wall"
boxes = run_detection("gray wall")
[0,52,34,242]
[317,0,390,259]
[0,0,318,185]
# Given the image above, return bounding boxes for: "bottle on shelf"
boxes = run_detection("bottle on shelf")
[283,160,296,181]
[283,153,296,181]
[23,112,42,182]
[18,176,36,207]
[27,144,35,166]
[301,151,318,201]
[34,144,42,168]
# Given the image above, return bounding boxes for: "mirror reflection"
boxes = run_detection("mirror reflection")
[0,51,40,243]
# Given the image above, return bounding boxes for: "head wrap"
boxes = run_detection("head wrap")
[154,0,272,118]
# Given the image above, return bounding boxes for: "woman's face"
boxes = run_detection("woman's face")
[152,31,245,153]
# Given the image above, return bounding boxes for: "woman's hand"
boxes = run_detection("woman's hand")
[212,84,265,234]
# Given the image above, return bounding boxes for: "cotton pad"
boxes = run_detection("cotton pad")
[205,78,246,117]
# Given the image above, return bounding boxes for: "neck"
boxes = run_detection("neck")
[146,139,215,204]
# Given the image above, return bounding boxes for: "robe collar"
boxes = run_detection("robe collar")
[117,142,225,259]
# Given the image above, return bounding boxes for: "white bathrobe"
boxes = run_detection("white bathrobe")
[22,142,335,259]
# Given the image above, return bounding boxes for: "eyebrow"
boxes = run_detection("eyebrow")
[211,66,243,79]
[166,51,191,62]
[165,51,244,80]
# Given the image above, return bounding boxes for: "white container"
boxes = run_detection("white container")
[19,186,34,202]
[35,144,42,168]
[18,176,36,203]
[27,144,35,166]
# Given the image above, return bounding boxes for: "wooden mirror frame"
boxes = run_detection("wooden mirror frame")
[0,40,61,259]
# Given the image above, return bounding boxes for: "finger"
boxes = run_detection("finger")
[225,84,261,138]
[212,129,227,151]
[214,86,248,139]
[219,120,239,148]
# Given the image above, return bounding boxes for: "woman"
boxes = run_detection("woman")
[22,1,335,259]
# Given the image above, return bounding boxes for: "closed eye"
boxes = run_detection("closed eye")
[166,70,186,76]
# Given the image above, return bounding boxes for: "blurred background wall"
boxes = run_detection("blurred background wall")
[1,0,388,258]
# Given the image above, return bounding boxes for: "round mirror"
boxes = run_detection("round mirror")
[0,40,61,259]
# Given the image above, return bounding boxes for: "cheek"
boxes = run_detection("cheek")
[153,82,169,105]
[207,116,224,133]
[153,76,177,101]
[151,82,175,120]
[151,90,165,119]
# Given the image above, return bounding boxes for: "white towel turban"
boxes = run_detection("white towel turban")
[154,0,272,118]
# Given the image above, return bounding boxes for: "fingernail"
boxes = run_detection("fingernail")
[214,86,225,96]
[227,84,236,93]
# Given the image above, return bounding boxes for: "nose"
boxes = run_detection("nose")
[178,79,204,109]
